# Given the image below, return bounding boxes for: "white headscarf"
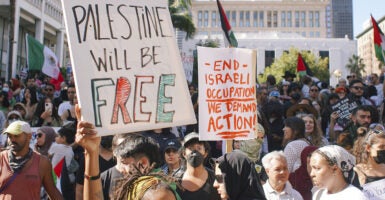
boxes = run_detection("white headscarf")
[317,145,356,182]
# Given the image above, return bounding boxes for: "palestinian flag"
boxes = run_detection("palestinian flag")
[53,157,65,193]
[217,0,238,47]
[26,34,64,88]
[371,15,385,64]
[297,53,314,77]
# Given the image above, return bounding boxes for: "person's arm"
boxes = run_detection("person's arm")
[40,156,63,200]
[75,184,84,200]
[75,105,103,200]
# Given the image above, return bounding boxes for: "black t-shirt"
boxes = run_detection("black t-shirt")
[75,155,116,185]
[177,169,221,200]
[101,167,123,200]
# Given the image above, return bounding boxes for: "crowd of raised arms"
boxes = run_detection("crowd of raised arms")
[1,70,385,200]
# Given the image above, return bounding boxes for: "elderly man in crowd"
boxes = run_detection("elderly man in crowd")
[262,151,303,200]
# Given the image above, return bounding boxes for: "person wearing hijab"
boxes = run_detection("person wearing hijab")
[34,126,57,157]
[310,145,367,200]
[213,150,266,200]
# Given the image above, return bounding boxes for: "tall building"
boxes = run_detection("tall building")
[330,0,353,39]
[191,0,353,39]
[356,15,385,75]
[0,0,67,80]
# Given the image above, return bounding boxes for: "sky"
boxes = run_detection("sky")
[353,0,384,37]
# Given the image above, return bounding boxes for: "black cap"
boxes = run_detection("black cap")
[164,139,181,151]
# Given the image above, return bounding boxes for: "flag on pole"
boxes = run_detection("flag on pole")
[26,35,61,79]
[371,15,385,64]
[216,0,238,47]
[297,53,314,77]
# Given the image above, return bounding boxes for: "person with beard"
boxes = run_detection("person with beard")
[353,129,385,199]
[0,121,62,199]
[177,132,220,200]
[348,80,373,106]
[214,150,266,200]
[342,105,372,142]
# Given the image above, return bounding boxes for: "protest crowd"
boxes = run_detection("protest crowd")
[1,69,385,200]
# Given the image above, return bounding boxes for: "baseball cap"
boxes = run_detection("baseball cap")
[183,132,200,147]
[164,139,181,151]
[269,90,280,97]
[3,121,32,135]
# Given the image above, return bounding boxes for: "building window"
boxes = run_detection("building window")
[295,11,300,27]
[287,11,292,27]
[198,11,203,27]
[253,11,258,27]
[273,11,278,27]
[259,11,264,27]
[212,11,217,27]
[267,11,272,27]
[315,11,320,27]
[315,31,320,37]
[245,11,250,27]
[239,11,244,27]
[310,31,314,37]
[265,51,275,67]
[309,11,314,27]
[302,32,306,37]
[231,11,236,27]
[281,11,286,27]
[204,11,209,27]
[301,11,306,27]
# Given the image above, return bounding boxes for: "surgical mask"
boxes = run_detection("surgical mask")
[187,150,204,168]
[373,150,385,164]
[2,88,9,92]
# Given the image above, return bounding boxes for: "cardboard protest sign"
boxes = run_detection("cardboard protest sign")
[198,47,257,140]
[61,0,196,135]
[331,97,358,128]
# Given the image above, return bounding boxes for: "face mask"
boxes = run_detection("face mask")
[187,150,204,168]
[373,150,385,164]
[2,88,9,92]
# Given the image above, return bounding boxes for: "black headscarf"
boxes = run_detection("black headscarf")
[217,151,266,200]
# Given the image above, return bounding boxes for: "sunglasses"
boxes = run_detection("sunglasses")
[215,174,225,183]
[352,86,364,90]
[45,88,53,91]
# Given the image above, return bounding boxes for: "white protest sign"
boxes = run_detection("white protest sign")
[61,0,196,135]
[198,47,257,140]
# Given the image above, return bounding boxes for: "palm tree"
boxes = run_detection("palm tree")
[169,0,196,39]
[345,54,366,78]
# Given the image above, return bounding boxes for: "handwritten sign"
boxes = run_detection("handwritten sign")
[331,97,358,128]
[198,47,257,140]
[61,0,196,135]
[362,178,385,200]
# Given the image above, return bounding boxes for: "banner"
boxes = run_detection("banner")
[198,47,257,140]
[61,0,196,135]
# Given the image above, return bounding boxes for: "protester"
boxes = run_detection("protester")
[161,138,184,179]
[282,117,310,173]
[214,150,266,200]
[262,151,302,200]
[58,84,77,123]
[353,129,385,199]
[299,114,328,147]
[310,145,366,199]
[289,146,318,200]
[33,96,62,127]
[0,121,63,199]
[101,134,161,200]
[177,132,220,200]
[34,126,57,157]
[21,86,38,124]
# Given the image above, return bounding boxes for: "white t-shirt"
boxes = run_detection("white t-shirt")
[263,180,303,200]
[312,185,367,200]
